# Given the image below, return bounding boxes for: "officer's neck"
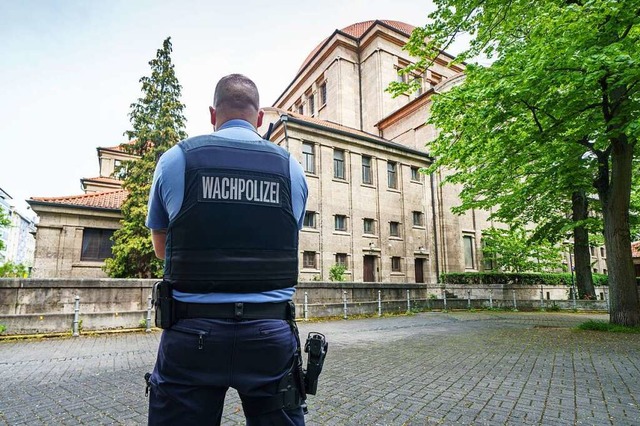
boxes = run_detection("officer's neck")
[216,118,255,131]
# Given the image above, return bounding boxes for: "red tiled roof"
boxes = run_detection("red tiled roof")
[99,140,136,153]
[342,20,414,39]
[82,176,123,184]
[100,145,124,152]
[632,241,640,258]
[29,189,127,210]
[298,20,415,72]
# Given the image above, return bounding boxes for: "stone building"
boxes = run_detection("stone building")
[27,145,132,277]
[25,19,613,281]
[256,19,479,283]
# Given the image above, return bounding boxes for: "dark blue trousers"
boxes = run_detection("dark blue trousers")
[148,318,305,425]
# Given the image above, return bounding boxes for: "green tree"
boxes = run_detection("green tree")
[392,0,640,325]
[482,227,562,273]
[105,37,187,278]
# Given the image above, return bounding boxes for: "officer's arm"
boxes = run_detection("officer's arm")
[151,229,167,259]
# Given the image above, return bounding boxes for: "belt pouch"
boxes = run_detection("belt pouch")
[153,281,174,329]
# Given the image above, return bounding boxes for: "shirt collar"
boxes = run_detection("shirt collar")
[217,119,256,132]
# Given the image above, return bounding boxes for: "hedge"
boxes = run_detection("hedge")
[440,272,618,286]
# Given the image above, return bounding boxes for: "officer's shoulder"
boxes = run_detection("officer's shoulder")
[260,139,290,157]
[178,134,216,150]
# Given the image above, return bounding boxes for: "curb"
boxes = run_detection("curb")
[0,327,160,342]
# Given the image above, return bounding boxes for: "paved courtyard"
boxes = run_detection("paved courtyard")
[1,311,639,425]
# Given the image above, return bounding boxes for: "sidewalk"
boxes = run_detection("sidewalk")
[1,311,639,425]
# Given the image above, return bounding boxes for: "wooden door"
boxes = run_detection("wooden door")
[415,258,424,283]
[363,255,375,282]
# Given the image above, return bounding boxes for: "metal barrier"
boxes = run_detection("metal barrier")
[297,284,611,321]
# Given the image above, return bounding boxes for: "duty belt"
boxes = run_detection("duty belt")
[174,300,293,320]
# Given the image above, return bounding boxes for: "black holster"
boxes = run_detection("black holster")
[304,332,328,395]
[152,281,174,329]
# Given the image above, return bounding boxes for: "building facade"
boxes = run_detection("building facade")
[27,19,614,281]
[0,187,36,268]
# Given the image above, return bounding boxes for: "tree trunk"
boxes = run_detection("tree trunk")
[596,136,640,326]
[572,190,595,299]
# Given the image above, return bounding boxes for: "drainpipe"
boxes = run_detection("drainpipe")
[430,171,440,283]
[357,44,364,131]
[280,114,290,151]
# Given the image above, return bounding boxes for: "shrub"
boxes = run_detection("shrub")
[441,272,612,286]
[329,264,347,281]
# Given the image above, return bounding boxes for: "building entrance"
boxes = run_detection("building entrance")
[415,258,425,283]
[363,255,376,282]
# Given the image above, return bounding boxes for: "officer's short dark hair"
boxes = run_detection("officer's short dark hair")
[213,74,260,112]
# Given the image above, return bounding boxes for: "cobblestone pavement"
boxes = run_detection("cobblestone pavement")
[1,311,639,425]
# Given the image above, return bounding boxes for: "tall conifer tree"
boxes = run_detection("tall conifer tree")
[105,37,187,278]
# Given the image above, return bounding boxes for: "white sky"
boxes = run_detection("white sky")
[0,0,452,217]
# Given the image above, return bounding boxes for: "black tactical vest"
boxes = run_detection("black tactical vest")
[163,134,299,293]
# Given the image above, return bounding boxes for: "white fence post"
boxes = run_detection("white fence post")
[145,294,153,332]
[72,295,80,337]
[343,290,348,319]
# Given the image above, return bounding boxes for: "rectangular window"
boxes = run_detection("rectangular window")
[309,94,315,115]
[81,228,115,261]
[297,103,304,115]
[590,247,595,257]
[335,215,347,231]
[334,149,345,179]
[412,211,424,227]
[387,161,397,189]
[336,253,348,267]
[390,221,400,237]
[411,166,421,181]
[391,256,402,272]
[302,143,315,173]
[463,235,475,269]
[363,218,375,235]
[320,83,327,106]
[482,239,495,271]
[600,247,606,258]
[362,156,372,184]
[303,211,316,228]
[303,251,317,269]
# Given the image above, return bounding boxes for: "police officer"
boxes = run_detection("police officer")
[146,74,308,425]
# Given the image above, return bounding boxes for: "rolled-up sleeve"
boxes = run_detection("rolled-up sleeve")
[146,158,170,230]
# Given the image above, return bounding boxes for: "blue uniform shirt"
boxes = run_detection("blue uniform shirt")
[146,119,308,303]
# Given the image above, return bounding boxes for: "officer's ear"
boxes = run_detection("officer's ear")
[209,106,217,129]
[257,109,264,128]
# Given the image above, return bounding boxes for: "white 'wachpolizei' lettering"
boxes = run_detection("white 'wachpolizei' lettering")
[201,176,280,204]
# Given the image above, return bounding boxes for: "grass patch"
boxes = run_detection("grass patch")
[578,320,640,333]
